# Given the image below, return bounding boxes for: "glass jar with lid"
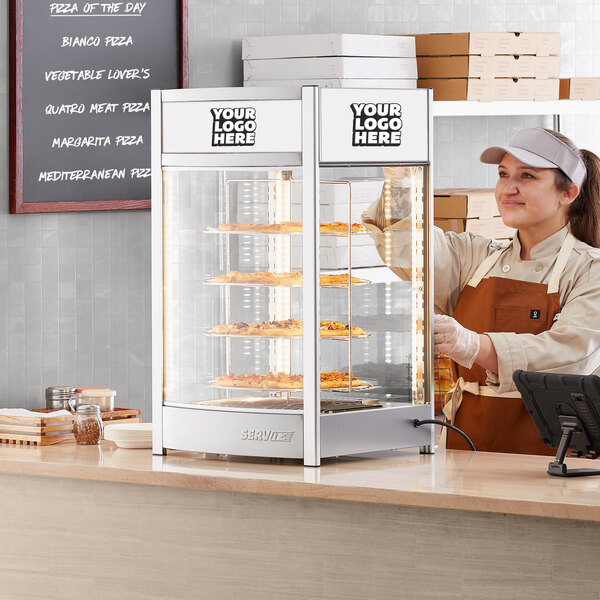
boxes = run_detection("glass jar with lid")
[70,388,116,412]
[73,404,103,445]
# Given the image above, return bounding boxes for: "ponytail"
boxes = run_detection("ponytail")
[545,129,600,248]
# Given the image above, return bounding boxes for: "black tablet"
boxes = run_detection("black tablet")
[512,371,600,479]
[513,370,600,452]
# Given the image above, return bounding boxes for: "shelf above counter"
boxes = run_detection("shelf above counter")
[433,99,600,117]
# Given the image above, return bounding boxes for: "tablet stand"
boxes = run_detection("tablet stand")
[547,415,600,477]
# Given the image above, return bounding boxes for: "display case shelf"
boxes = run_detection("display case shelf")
[205,227,369,237]
[206,381,374,392]
[432,99,600,117]
[204,279,372,288]
[204,331,372,340]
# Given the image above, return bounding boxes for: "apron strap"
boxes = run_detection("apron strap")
[467,243,511,288]
[547,232,577,295]
[442,378,522,424]
[440,378,523,448]
[467,232,575,294]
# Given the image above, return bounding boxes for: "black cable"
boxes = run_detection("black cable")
[413,418,476,451]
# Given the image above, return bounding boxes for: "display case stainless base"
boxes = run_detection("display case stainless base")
[160,403,433,462]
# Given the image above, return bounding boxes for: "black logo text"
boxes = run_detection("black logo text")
[211,106,256,146]
[351,103,402,146]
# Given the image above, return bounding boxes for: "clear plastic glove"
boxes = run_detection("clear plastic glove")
[433,314,481,369]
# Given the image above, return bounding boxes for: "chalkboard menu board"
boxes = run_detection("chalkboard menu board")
[10,0,188,213]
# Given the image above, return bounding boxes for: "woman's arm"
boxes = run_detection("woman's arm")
[476,334,499,373]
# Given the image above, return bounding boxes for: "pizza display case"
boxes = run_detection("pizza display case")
[151,86,434,466]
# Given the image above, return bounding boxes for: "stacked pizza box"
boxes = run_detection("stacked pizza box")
[559,78,600,100]
[411,32,561,101]
[434,189,515,240]
[243,33,417,89]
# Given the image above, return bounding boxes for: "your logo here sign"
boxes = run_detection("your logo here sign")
[161,99,302,154]
[320,89,430,163]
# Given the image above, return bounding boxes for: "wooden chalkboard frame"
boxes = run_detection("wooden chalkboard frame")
[9,0,189,214]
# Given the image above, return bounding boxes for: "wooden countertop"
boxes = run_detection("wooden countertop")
[1,441,600,521]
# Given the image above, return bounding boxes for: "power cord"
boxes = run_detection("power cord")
[413,419,476,451]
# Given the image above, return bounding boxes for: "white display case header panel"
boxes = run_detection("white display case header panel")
[160,88,430,163]
[320,88,430,164]
[161,99,302,154]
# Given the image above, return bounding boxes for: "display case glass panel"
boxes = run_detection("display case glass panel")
[161,165,425,411]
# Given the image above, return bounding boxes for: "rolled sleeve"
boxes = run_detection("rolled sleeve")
[485,332,528,392]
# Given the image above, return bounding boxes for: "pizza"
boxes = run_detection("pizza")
[213,370,369,389]
[319,273,367,285]
[320,222,366,234]
[210,271,369,286]
[211,319,364,337]
[320,370,367,388]
[210,271,303,285]
[218,222,366,234]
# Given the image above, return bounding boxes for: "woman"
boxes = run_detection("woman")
[434,127,600,454]
[365,127,600,454]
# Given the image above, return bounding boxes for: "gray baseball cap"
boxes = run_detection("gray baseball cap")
[480,128,586,189]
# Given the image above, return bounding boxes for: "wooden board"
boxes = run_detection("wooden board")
[0,407,142,445]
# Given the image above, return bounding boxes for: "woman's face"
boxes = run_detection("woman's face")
[495,153,573,234]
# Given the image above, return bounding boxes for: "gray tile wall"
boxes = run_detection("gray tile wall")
[1,0,599,416]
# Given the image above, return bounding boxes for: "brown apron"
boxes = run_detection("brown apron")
[444,232,576,455]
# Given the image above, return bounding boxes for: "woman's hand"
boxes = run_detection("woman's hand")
[434,314,481,369]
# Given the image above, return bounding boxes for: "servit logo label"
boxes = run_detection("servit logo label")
[351,102,403,147]
[211,106,257,146]
[241,429,294,442]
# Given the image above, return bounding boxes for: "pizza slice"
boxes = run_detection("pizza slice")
[320,222,367,233]
[210,319,364,337]
[217,222,366,233]
[319,370,367,388]
[209,271,369,286]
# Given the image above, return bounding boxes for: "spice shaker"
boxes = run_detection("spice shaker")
[45,386,76,411]
[74,404,103,445]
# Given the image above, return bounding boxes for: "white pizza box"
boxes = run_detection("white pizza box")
[291,179,383,206]
[244,78,417,89]
[292,233,374,250]
[243,56,418,81]
[290,202,373,224]
[291,244,383,269]
[242,34,416,60]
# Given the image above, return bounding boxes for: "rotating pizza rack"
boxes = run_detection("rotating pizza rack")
[203,175,375,423]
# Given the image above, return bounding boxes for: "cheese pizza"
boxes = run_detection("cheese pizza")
[213,370,369,389]
[218,222,366,234]
[210,271,369,286]
[211,319,364,337]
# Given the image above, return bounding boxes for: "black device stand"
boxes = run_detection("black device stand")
[547,415,600,477]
